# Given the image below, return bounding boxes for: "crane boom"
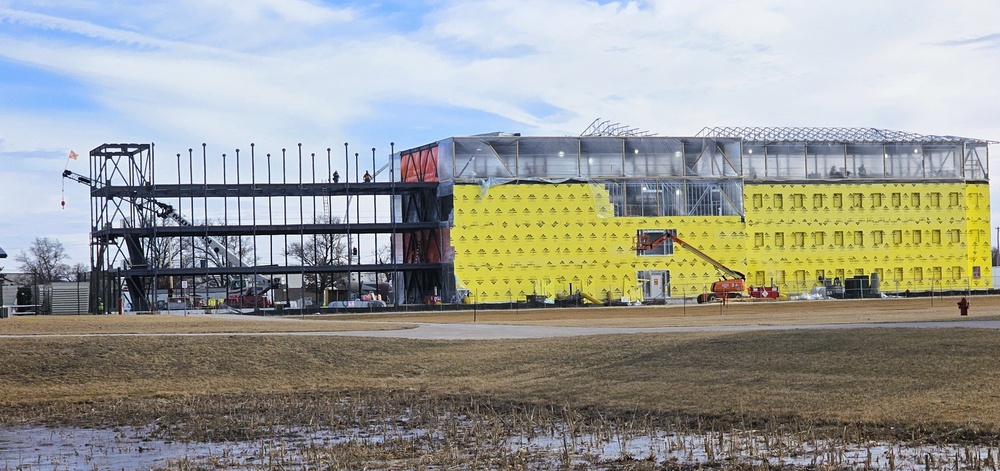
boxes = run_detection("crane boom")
[142,201,272,296]
[62,169,273,298]
[62,169,99,187]
[634,229,778,304]
[634,230,750,303]
[144,201,246,269]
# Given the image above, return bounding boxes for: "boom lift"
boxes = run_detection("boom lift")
[142,200,274,308]
[635,231,753,303]
[62,169,274,309]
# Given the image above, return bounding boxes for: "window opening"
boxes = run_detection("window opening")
[635,229,676,256]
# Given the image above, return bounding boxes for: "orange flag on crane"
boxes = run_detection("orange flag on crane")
[68,150,78,160]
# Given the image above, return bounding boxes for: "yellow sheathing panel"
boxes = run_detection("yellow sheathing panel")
[744,182,992,295]
[966,183,992,286]
[452,183,746,303]
[453,180,991,303]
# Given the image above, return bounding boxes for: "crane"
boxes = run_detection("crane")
[62,169,275,308]
[141,199,274,307]
[634,231,749,303]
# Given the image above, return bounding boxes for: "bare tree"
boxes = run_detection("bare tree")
[374,242,395,284]
[146,217,260,291]
[285,217,349,292]
[70,263,89,282]
[148,236,182,270]
[196,236,257,268]
[16,237,71,283]
[177,233,259,290]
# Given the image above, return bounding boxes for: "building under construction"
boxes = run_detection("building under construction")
[80,125,993,311]
[80,143,444,312]
[404,125,993,304]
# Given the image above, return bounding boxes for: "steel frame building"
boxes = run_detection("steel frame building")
[85,143,448,313]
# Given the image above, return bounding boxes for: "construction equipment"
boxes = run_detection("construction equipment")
[579,292,605,305]
[819,275,846,299]
[223,277,275,309]
[635,231,772,303]
[553,290,605,306]
[142,200,275,308]
[62,169,275,309]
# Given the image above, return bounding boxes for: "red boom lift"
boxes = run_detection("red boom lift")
[635,231,776,303]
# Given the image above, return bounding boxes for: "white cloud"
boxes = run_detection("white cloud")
[1,0,999,258]
[2,0,998,140]
[0,0,988,141]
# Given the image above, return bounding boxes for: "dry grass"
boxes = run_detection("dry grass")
[6,295,991,336]
[328,295,1000,327]
[3,326,1000,437]
[0,313,412,335]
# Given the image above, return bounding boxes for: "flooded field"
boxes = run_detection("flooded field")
[0,425,217,469]
[3,423,998,469]
[4,395,998,470]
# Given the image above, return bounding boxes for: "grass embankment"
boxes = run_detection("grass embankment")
[3,327,1000,439]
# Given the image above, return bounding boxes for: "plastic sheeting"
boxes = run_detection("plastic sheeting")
[742,141,988,181]
[412,135,987,189]
[439,136,742,182]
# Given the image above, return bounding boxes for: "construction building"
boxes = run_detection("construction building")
[77,143,445,313]
[77,125,993,312]
[402,125,993,304]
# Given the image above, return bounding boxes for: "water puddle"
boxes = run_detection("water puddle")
[1,423,996,469]
[515,429,1000,469]
[0,426,226,469]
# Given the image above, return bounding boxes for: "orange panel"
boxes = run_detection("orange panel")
[401,146,439,182]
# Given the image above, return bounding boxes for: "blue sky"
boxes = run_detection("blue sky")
[1,0,998,266]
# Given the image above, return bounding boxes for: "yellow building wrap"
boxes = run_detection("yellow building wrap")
[744,182,991,295]
[451,180,991,303]
[451,183,747,303]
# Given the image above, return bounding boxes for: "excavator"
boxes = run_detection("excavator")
[634,231,755,304]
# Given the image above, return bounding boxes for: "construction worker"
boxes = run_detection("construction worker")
[332,171,340,183]
[363,170,372,182]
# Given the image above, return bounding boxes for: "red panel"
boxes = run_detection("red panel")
[423,229,441,263]
[401,146,439,182]
[402,229,442,264]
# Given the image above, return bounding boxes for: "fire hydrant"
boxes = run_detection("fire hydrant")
[958,296,970,316]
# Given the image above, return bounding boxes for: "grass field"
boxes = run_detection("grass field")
[2,296,999,468]
[330,294,1000,327]
[0,312,411,335]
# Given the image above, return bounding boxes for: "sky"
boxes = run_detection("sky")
[1,0,998,268]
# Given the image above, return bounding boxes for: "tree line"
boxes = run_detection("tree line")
[3,237,86,285]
